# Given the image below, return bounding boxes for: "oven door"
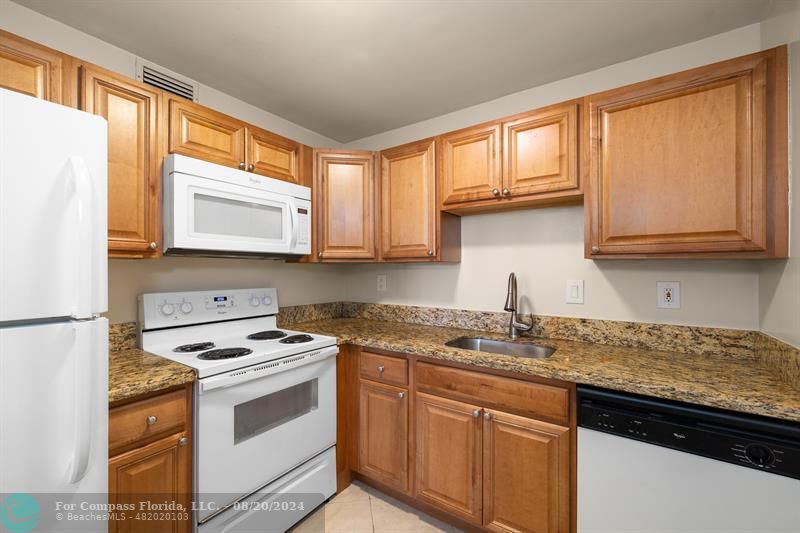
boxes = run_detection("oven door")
[196,353,336,523]
[169,171,308,255]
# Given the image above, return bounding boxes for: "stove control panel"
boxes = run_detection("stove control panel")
[140,288,279,330]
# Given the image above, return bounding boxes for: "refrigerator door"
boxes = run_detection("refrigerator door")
[0,88,107,321]
[0,318,108,495]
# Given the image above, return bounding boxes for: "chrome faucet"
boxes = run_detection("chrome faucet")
[504,272,532,340]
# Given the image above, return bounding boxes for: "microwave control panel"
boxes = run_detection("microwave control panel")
[297,205,310,246]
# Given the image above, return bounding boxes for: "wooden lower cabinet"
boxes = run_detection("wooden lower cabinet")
[414,392,483,524]
[483,410,571,533]
[358,378,409,492]
[108,432,191,533]
[109,385,192,533]
[351,350,575,532]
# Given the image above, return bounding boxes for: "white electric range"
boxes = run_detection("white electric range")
[139,288,338,533]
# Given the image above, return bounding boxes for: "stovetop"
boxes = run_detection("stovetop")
[141,316,337,378]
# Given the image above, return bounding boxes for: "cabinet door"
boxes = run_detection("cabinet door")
[380,139,436,259]
[246,127,301,183]
[109,432,191,533]
[439,122,502,205]
[0,30,64,103]
[169,98,246,169]
[414,393,482,525]
[502,101,578,198]
[315,150,376,260]
[358,379,409,492]
[585,50,780,257]
[483,410,570,533]
[80,65,162,257]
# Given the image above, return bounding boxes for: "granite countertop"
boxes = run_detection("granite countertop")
[109,348,196,405]
[291,318,800,423]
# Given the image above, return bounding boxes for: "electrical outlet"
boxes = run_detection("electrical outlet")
[376,274,387,292]
[657,281,681,309]
[565,280,584,304]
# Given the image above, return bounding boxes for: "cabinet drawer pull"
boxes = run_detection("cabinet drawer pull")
[398,391,406,399]
[377,365,385,373]
[472,409,481,418]
[146,415,158,425]
[149,242,158,250]
[591,246,600,254]
[179,436,189,446]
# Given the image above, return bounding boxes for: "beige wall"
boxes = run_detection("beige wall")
[758,5,800,348]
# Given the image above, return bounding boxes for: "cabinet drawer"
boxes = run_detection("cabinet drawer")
[415,362,569,425]
[110,388,188,453]
[360,351,408,386]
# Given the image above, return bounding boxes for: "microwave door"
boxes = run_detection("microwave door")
[173,174,294,254]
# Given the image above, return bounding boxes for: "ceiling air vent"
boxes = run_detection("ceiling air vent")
[135,58,199,102]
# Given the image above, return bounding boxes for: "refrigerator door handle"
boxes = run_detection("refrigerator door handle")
[68,156,95,319]
[67,322,94,484]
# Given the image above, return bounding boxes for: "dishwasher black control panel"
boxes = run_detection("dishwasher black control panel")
[578,385,800,480]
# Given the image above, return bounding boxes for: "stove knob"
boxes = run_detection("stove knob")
[160,303,175,316]
[250,296,261,307]
[262,295,273,306]
[745,444,775,467]
[180,302,193,314]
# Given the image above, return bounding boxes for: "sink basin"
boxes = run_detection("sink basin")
[445,337,556,359]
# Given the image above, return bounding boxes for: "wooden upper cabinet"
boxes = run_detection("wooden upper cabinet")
[380,139,437,260]
[0,30,64,104]
[503,100,579,197]
[483,410,570,533]
[358,379,409,493]
[80,65,162,257]
[246,127,300,183]
[415,392,483,525]
[585,47,788,258]
[169,98,246,169]
[439,121,502,205]
[315,150,376,260]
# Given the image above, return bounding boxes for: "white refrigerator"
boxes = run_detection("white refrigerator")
[0,89,108,520]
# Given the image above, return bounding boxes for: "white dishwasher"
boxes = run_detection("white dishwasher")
[577,386,800,533]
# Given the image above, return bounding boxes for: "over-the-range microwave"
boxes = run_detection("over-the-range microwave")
[163,154,311,257]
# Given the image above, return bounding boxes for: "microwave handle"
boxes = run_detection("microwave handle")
[289,199,299,250]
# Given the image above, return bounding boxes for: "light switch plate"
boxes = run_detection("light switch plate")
[657,281,681,309]
[565,280,584,304]
[376,274,387,292]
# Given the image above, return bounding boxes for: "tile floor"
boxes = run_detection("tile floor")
[291,481,462,533]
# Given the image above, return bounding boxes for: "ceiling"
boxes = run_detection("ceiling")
[16,0,774,142]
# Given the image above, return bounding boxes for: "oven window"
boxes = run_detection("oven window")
[234,379,318,445]
[194,194,283,240]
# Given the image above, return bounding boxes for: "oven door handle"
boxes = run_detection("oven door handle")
[199,345,338,394]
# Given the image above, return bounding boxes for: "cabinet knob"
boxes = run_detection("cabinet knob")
[377,365,385,373]
[247,163,255,172]
[591,246,600,254]
[398,391,406,399]
[492,188,500,196]
[427,250,433,256]
[484,411,492,421]
[178,436,189,447]
[472,409,481,418]
[149,241,158,250]
[318,252,323,258]
[238,162,246,170]
[502,188,511,196]
[146,415,158,426]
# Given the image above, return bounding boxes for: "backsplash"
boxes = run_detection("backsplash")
[755,333,800,390]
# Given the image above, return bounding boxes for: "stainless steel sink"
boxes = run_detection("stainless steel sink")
[445,337,556,359]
